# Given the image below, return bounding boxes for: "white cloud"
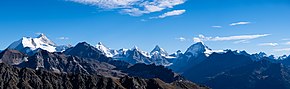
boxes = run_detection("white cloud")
[233,40,250,44]
[282,38,290,41]
[193,37,202,43]
[151,9,185,19]
[176,37,186,41]
[193,34,270,43]
[230,21,251,26]
[58,37,69,40]
[69,0,138,8]
[211,26,222,28]
[69,0,186,16]
[274,48,290,52]
[258,43,279,46]
[121,8,147,16]
[284,42,290,45]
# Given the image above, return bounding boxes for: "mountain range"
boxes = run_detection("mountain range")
[2,34,290,89]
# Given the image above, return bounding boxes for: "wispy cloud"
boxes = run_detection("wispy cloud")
[284,42,290,45]
[193,34,270,42]
[176,37,186,41]
[151,10,186,19]
[282,38,290,41]
[258,43,279,46]
[211,26,222,28]
[58,37,69,40]
[69,0,186,16]
[140,19,147,22]
[274,48,290,52]
[233,40,250,44]
[230,21,251,26]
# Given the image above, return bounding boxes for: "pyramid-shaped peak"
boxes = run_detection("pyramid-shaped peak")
[151,45,165,52]
[189,42,208,48]
[153,45,162,50]
[132,46,139,50]
[35,33,56,46]
[185,42,211,54]
[37,33,47,38]
[193,42,205,46]
[154,45,161,49]
[150,45,168,56]
[76,42,91,47]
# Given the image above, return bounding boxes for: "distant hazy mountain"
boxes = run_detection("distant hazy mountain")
[114,46,152,65]
[280,55,290,67]
[95,42,116,57]
[150,45,175,66]
[205,59,290,89]
[182,50,253,83]
[96,43,175,66]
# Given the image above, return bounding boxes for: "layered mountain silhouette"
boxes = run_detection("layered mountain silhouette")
[2,34,290,89]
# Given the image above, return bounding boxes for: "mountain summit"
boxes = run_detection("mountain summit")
[36,33,56,46]
[7,34,69,55]
[150,45,169,56]
[95,42,115,57]
[185,42,211,57]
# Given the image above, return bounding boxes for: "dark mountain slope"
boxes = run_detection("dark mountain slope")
[17,49,126,77]
[183,51,253,83]
[205,59,290,89]
[123,63,184,83]
[64,42,131,70]
[0,63,208,89]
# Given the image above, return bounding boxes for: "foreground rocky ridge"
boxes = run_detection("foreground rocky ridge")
[0,63,208,89]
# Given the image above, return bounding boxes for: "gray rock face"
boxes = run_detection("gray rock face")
[0,63,208,89]
[0,49,28,65]
[18,49,126,78]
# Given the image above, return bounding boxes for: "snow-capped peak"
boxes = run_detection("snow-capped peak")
[185,42,224,57]
[7,34,69,54]
[185,42,210,54]
[132,46,139,50]
[131,46,151,58]
[150,45,168,56]
[36,33,56,46]
[95,42,114,57]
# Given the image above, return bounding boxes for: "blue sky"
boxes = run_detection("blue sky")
[1,0,290,56]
